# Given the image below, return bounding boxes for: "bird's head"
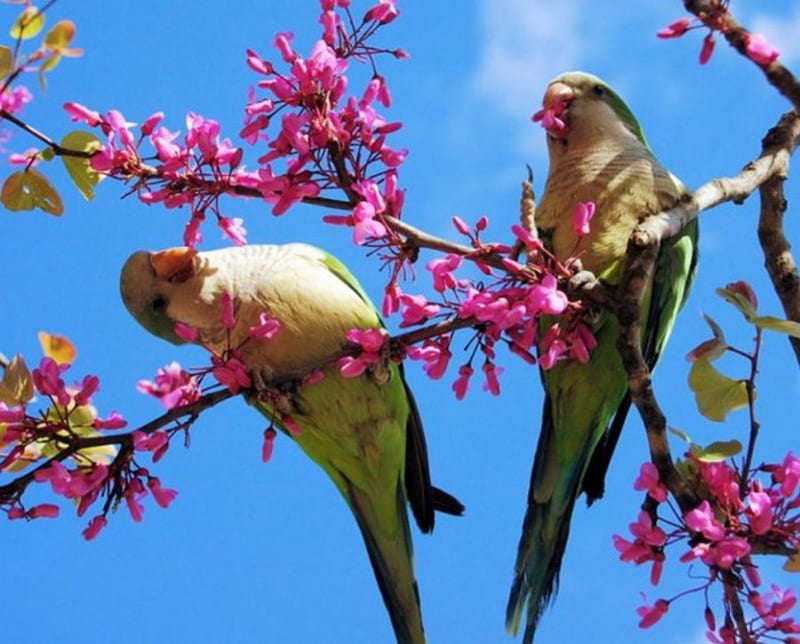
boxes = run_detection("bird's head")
[534,71,647,148]
[119,246,201,345]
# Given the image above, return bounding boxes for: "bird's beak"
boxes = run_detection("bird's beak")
[150,246,198,283]
[532,81,574,139]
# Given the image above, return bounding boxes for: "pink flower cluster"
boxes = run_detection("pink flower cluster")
[0,357,184,541]
[613,455,800,640]
[657,11,780,67]
[400,213,598,399]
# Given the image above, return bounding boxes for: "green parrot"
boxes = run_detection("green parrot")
[119,243,463,644]
[506,71,698,642]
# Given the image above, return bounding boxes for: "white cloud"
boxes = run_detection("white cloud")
[751,10,800,65]
[472,0,585,119]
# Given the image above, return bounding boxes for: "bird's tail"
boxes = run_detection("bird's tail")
[345,479,426,644]
[505,405,592,644]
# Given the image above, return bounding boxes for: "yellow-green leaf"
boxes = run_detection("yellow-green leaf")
[10,6,45,40]
[40,147,55,161]
[38,331,76,365]
[43,20,75,50]
[688,358,750,422]
[753,315,800,338]
[60,131,102,200]
[0,354,33,405]
[693,439,743,463]
[785,551,800,573]
[1,168,64,216]
[0,45,13,78]
[40,50,61,73]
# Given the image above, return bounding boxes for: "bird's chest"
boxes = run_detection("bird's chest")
[537,151,672,274]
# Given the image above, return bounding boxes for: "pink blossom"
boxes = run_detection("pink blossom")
[27,504,60,519]
[63,102,103,127]
[527,275,568,315]
[482,362,503,396]
[745,33,779,66]
[8,147,39,166]
[82,515,107,540]
[219,217,248,246]
[685,500,725,541]
[629,511,667,547]
[572,201,596,237]
[452,216,471,236]
[700,33,715,65]
[175,322,199,343]
[511,224,542,252]
[0,86,32,115]
[427,254,463,292]
[364,0,398,24]
[147,477,178,509]
[532,101,568,137]
[772,452,800,497]
[452,364,473,400]
[93,411,127,430]
[212,355,252,393]
[73,374,100,406]
[399,293,440,327]
[746,489,774,535]
[637,598,669,629]
[613,534,654,564]
[34,461,72,494]
[657,18,692,39]
[137,362,201,409]
[351,201,387,244]
[32,357,70,405]
[346,327,387,353]
[379,146,407,168]
[184,213,205,248]
[262,427,277,463]
[406,336,452,380]
[249,312,282,341]
[633,462,668,502]
[382,280,401,317]
[125,490,145,523]
[140,112,164,136]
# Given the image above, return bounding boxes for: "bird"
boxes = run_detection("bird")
[506,71,698,642]
[120,242,464,644]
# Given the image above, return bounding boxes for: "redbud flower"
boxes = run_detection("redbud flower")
[82,515,108,540]
[452,365,473,400]
[633,462,668,502]
[175,322,199,343]
[572,201,596,237]
[262,427,277,463]
[700,33,715,65]
[249,313,282,341]
[637,598,669,628]
[744,33,779,66]
[147,477,179,509]
[219,216,248,246]
[221,292,236,328]
[657,18,691,39]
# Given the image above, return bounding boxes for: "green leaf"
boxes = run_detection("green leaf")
[693,439,743,463]
[688,358,750,422]
[40,147,55,161]
[0,45,13,78]
[1,169,64,215]
[60,131,102,200]
[10,7,45,40]
[752,315,800,338]
[0,354,33,405]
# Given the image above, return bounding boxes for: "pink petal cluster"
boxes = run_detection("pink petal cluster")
[406,335,452,380]
[137,362,201,409]
[744,33,780,66]
[337,328,387,378]
[212,353,253,394]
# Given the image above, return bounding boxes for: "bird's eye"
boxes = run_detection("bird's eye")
[592,84,604,96]
[151,295,167,312]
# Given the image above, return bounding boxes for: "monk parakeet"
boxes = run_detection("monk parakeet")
[120,243,463,644]
[506,72,698,642]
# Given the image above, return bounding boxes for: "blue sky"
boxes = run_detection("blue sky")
[3,1,799,643]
